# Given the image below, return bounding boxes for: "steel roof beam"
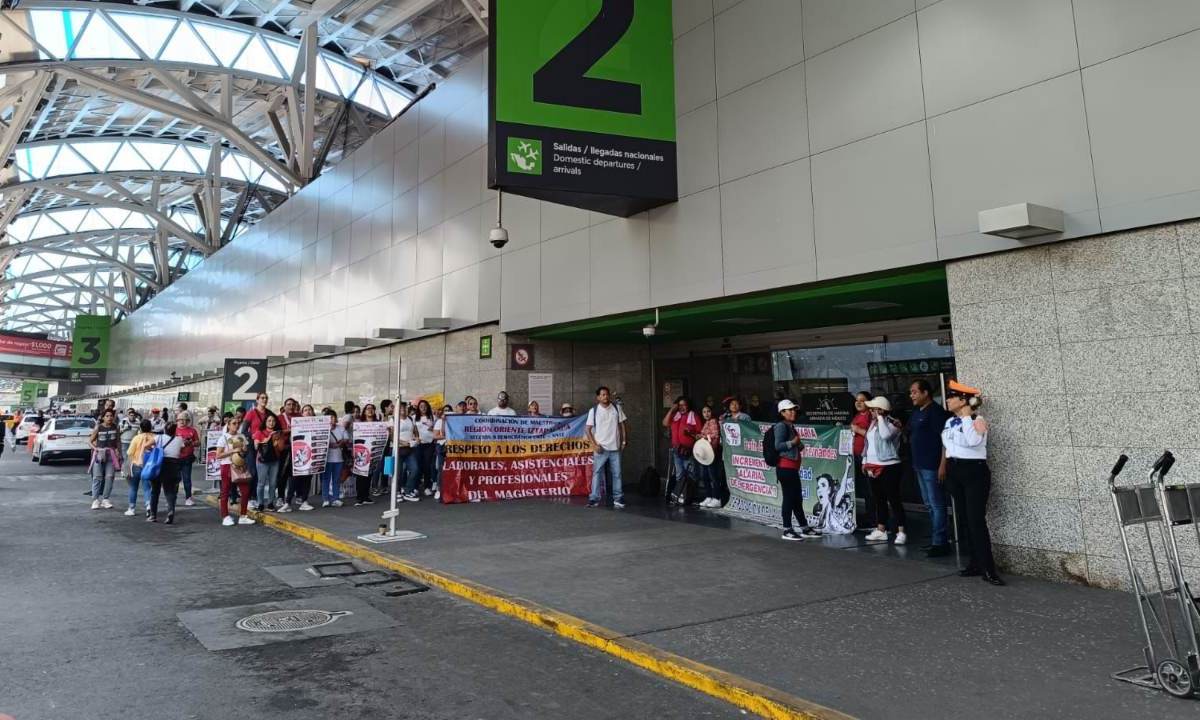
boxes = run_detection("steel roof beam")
[58,66,301,189]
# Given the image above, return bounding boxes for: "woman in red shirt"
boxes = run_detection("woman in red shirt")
[697,405,723,508]
[253,414,283,510]
[174,413,200,506]
[849,391,873,514]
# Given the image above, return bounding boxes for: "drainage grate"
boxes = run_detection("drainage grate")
[311,561,361,578]
[235,609,353,633]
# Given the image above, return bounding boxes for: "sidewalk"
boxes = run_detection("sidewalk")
[252,494,1187,719]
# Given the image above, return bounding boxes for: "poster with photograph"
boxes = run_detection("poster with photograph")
[290,416,330,476]
[205,429,223,486]
[719,420,856,534]
[350,421,390,477]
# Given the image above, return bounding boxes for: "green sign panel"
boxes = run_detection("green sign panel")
[70,314,111,383]
[489,0,677,217]
[19,381,49,406]
[479,334,493,359]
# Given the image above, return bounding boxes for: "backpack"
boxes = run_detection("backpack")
[141,443,164,480]
[639,466,661,497]
[761,424,780,467]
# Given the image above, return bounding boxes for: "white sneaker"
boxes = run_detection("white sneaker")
[433,489,441,501]
[90,499,101,510]
[321,501,331,508]
[100,499,114,509]
[865,529,889,541]
[123,507,136,516]
[222,516,235,526]
[405,492,420,502]
[278,504,292,513]
[238,516,255,525]
[332,500,344,507]
[423,488,432,497]
[248,500,258,511]
[894,532,907,546]
[299,502,314,511]
[184,498,195,507]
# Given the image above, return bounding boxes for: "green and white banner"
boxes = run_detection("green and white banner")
[719,420,857,534]
[70,314,111,383]
[489,0,677,216]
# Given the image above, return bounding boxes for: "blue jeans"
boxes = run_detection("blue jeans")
[399,452,421,494]
[127,465,150,507]
[178,457,195,498]
[256,460,279,506]
[321,461,343,503]
[671,451,693,489]
[915,467,948,546]
[589,450,623,503]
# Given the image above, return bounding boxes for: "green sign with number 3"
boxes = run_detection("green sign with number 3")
[489,0,676,217]
[70,314,111,383]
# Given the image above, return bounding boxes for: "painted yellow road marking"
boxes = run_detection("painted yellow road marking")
[204,498,856,720]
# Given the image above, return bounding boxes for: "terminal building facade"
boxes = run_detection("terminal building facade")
[97,0,1200,588]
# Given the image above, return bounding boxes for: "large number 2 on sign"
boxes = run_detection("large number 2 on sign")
[232,366,259,399]
[78,337,101,364]
[533,0,641,115]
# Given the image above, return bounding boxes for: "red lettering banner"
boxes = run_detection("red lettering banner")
[439,414,593,503]
[0,334,71,359]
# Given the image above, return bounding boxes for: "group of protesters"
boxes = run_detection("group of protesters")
[664,378,1001,586]
[85,390,580,527]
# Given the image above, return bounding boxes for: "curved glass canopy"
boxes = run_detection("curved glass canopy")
[24,5,410,117]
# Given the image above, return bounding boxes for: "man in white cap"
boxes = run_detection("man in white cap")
[148,408,166,434]
[772,399,820,541]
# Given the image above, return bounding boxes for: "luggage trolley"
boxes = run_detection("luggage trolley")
[1109,451,1200,698]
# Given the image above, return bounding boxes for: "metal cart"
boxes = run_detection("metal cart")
[1109,451,1200,698]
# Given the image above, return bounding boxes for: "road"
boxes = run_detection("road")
[0,450,740,720]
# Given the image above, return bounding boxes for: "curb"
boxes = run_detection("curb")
[204,497,856,720]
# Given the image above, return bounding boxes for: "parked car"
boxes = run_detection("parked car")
[13,417,40,445]
[31,416,96,465]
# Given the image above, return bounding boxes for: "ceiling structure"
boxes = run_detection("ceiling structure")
[0,0,488,339]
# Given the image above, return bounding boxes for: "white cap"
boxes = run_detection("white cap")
[865,396,891,412]
[777,399,798,412]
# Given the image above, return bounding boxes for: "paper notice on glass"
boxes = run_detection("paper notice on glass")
[528,373,553,413]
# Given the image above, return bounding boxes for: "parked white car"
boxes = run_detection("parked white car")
[31,416,96,465]
[13,416,40,445]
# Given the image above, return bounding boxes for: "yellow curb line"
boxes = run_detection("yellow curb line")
[203,497,855,720]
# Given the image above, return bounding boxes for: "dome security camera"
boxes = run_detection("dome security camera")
[489,226,509,249]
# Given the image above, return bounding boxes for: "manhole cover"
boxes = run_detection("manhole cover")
[235,609,353,633]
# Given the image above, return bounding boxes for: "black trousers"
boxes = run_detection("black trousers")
[150,457,180,518]
[869,463,906,529]
[355,471,372,503]
[277,456,291,498]
[288,474,311,502]
[946,459,996,573]
[777,467,810,530]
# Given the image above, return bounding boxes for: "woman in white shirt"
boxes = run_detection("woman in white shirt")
[862,396,907,545]
[150,423,185,524]
[432,404,453,502]
[414,400,437,497]
[941,380,1002,586]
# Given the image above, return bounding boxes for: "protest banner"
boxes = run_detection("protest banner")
[440,414,593,503]
[351,421,390,477]
[719,420,856,534]
[290,416,330,476]
[205,429,222,487]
